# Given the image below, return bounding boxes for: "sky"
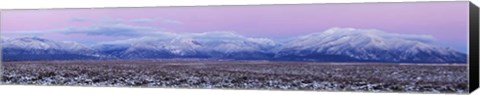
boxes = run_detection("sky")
[0,1,470,52]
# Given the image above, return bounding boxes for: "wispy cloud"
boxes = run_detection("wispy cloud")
[383,33,436,43]
[130,18,157,24]
[324,27,437,43]
[128,18,183,25]
[61,24,158,37]
[3,24,162,38]
[161,19,183,25]
[1,30,54,37]
[68,17,182,25]
[69,18,90,22]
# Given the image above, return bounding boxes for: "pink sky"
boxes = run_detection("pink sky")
[0,1,470,52]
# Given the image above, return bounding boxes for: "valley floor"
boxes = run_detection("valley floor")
[0,60,468,93]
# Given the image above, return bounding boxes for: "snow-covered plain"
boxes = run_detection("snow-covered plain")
[1,60,468,93]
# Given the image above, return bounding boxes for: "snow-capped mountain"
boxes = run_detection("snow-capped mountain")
[2,37,100,61]
[189,32,277,59]
[3,37,95,52]
[99,37,206,59]
[1,28,467,63]
[275,28,467,63]
[93,32,277,59]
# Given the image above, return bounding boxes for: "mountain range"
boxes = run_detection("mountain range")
[1,28,467,63]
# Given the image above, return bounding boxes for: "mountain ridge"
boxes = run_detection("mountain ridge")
[1,28,467,63]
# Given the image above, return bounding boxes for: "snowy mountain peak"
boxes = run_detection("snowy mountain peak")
[320,27,384,37]
[276,27,466,63]
[2,28,467,63]
[324,27,356,34]
[3,37,94,52]
[4,37,56,50]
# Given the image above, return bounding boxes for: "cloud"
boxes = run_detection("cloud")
[69,18,89,22]
[2,23,162,38]
[130,18,157,24]
[382,33,436,43]
[128,18,183,25]
[1,30,54,37]
[338,27,436,43]
[68,17,182,26]
[61,24,158,37]
[101,18,126,24]
[319,27,437,44]
[161,19,183,25]
[98,32,180,45]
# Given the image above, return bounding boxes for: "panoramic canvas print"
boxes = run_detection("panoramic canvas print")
[0,1,470,93]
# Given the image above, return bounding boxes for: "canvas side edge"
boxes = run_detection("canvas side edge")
[469,1,480,93]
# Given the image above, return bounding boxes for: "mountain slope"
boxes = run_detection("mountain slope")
[275,28,467,63]
[2,37,101,61]
[93,32,277,59]
[1,28,467,63]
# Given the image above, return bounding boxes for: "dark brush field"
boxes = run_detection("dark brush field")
[0,60,468,93]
